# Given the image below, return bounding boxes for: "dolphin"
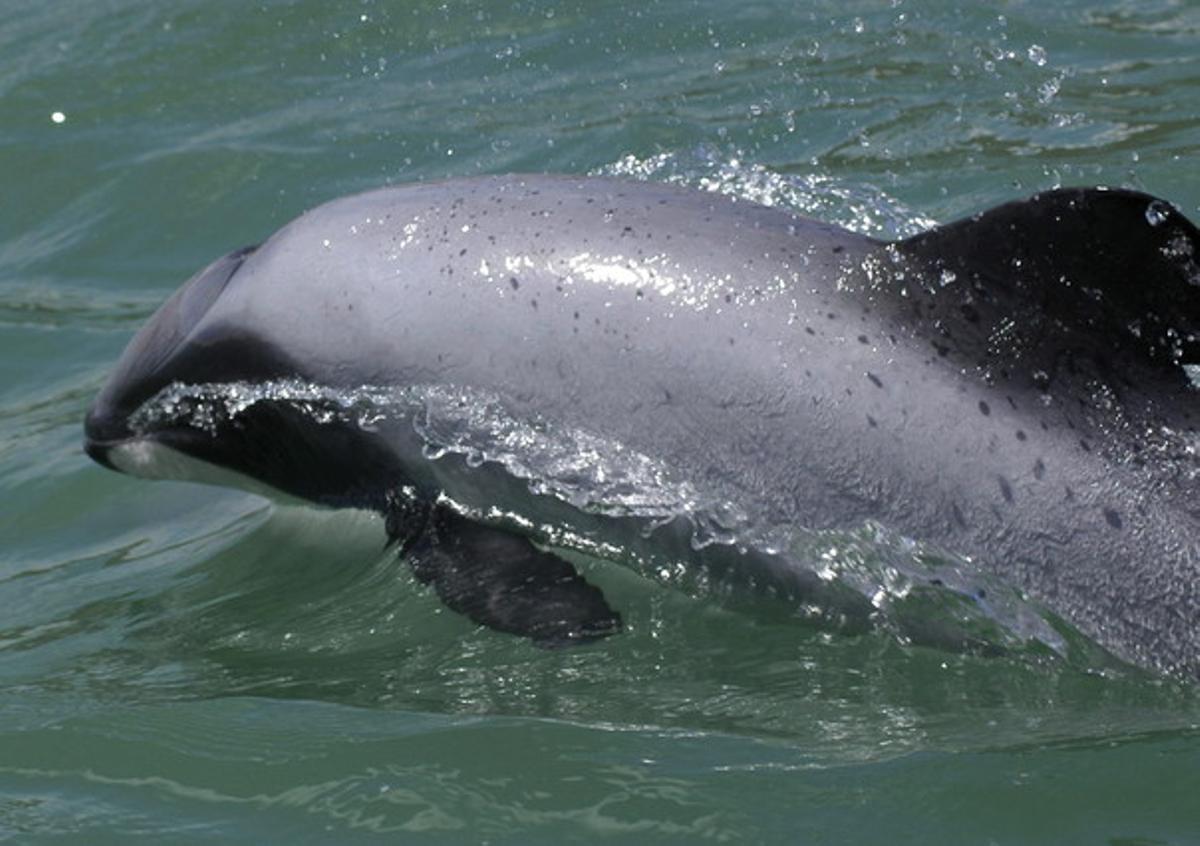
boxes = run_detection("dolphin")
[83,175,1200,677]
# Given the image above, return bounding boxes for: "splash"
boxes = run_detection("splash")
[132,379,714,522]
[594,146,938,239]
[130,378,1068,657]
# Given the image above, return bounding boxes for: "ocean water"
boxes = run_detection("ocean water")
[3,1,1200,843]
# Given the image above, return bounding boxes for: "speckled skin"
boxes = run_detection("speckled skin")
[86,176,1200,677]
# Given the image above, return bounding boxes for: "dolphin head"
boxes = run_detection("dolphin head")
[83,245,301,473]
[83,243,409,507]
[85,246,264,461]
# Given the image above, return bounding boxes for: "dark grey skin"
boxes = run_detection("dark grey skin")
[84,176,1200,678]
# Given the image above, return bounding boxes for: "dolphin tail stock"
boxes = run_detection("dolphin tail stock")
[894,187,1200,372]
[384,493,622,647]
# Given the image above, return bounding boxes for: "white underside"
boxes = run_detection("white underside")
[108,439,305,504]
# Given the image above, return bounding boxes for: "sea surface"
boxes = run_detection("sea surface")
[3,1,1200,843]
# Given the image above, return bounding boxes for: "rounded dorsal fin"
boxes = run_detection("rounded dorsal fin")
[896,188,1200,369]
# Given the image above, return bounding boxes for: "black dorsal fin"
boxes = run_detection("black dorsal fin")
[895,188,1200,369]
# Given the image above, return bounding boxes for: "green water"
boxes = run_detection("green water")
[3,1,1199,842]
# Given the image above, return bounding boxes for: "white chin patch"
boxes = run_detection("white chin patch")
[108,439,293,501]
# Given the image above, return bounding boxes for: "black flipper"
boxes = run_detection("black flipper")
[895,188,1200,370]
[387,498,622,647]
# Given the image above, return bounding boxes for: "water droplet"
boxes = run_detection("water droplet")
[1145,200,1171,227]
[1037,76,1061,104]
[1027,44,1047,66]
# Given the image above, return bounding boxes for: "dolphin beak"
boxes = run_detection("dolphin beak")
[83,398,130,470]
[83,437,116,470]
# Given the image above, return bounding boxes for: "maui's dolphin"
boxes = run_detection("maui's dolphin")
[84,175,1200,677]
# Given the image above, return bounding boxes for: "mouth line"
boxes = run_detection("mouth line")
[83,435,123,470]
[84,424,201,473]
